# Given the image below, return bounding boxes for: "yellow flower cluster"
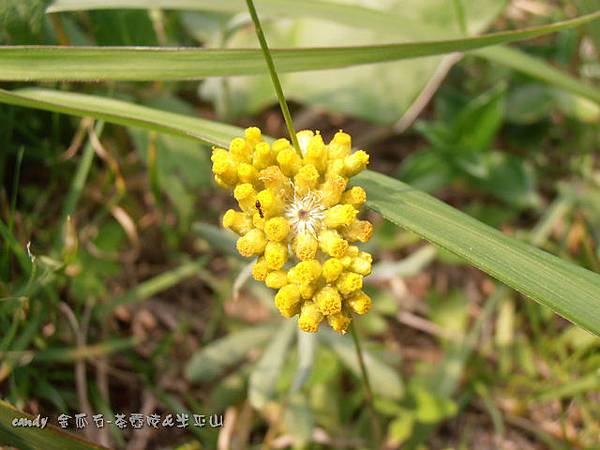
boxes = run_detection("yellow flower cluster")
[212,127,373,334]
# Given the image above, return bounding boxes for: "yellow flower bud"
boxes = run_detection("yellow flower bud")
[244,126,262,147]
[252,211,266,230]
[319,175,347,208]
[328,131,352,160]
[342,220,373,243]
[211,147,229,163]
[304,133,327,173]
[327,311,351,334]
[315,286,342,316]
[292,232,319,261]
[297,301,323,333]
[252,257,269,281]
[212,158,238,186]
[252,142,273,170]
[222,209,253,236]
[296,130,314,154]
[294,164,320,196]
[264,241,288,270]
[344,150,369,177]
[288,260,322,285]
[341,186,366,209]
[299,283,317,300]
[350,251,373,276]
[258,165,290,194]
[264,217,290,242]
[229,137,252,163]
[336,271,363,296]
[237,163,258,184]
[322,258,344,282]
[277,148,302,177]
[275,284,302,318]
[236,229,267,257]
[319,229,349,258]
[347,290,372,315]
[256,189,284,217]
[271,138,292,157]
[325,158,345,179]
[213,174,233,190]
[233,183,257,213]
[324,204,358,228]
[265,270,288,289]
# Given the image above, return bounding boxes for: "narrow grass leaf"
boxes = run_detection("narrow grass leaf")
[319,328,404,399]
[185,323,279,383]
[0,400,108,450]
[1,12,599,81]
[248,320,296,409]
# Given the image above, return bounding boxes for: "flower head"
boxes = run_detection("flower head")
[212,127,373,334]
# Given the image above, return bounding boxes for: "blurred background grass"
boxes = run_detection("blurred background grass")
[1,0,600,449]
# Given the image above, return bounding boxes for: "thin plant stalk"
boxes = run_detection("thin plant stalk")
[350,322,382,447]
[244,0,302,156]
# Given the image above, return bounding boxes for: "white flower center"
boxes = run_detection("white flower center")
[285,191,325,237]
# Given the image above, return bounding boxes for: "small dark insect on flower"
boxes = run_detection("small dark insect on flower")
[255,200,264,218]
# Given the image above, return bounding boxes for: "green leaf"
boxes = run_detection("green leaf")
[1,12,599,82]
[185,323,279,383]
[319,328,404,399]
[2,87,600,336]
[0,399,107,450]
[248,321,295,409]
[354,170,600,337]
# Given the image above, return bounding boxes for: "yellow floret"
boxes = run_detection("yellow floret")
[327,312,351,334]
[252,211,266,230]
[222,209,253,236]
[292,232,319,261]
[288,260,322,285]
[264,241,288,270]
[297,301,323,333]
[299,283,317,300]
[296,130,314,155]
[211,147,229,163]
[350,251,373,276]
[294,164,320,195]
[304,133,327,173]
[271,138,292,156]
[319,175,348,208]
[277,148,302,177]
[229,137,252,163]
[212,158,238,186]
[343,150,369,177]
[252,142,273,170]
[252,257,269,281]
[315,286,342,316]
[322,258,344,282]
[342,220,373,243]
[319,229,349,258]
[244,126,262,147]
[256,189,284,217]
[341,186,366,209]
[328,131,352,160]
[233,183,257,213]
[275,284,302,318]
[258,165,290,194]
[324,204,358,228]
[236,229,267,257]
[237,163,258,184]
[325,158,345,179]
[347,290,372,315]
[265,270,288,289]
[264,217,290,242]
[336,271,363,296]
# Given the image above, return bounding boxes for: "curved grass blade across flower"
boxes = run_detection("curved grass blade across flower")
[1,11,599,81]
[1,87,600,337]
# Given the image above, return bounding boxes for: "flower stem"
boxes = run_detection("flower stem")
[244,0,302,156]
[350,322,383,448]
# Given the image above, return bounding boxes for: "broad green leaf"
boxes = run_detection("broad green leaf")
[248,320,295,409]
[319,328,404,399]
[0,399,107,450]
[185,323,279,383]
[0,12,598,83]
[354,170,600,337]
[2,87,600,336]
